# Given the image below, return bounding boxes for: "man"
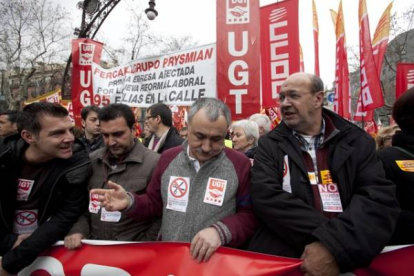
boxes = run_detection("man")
[64,104,160,249]
[249,113,272,137]
[179,127,188,139]
[93,98,258,262]
[247,73,399,274]
[0,102,90,274]
[0,111,19,138]
[80,105,104,153]
[144,103,183,153]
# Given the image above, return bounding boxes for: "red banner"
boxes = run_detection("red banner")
[216,0,261,120]
[19,242,414,276]
[71,39,103,126]
[312,0,320,76]
[20,242,302,276]
[260,0,300,108]
[396,63,414,99]
[331,3,351,120]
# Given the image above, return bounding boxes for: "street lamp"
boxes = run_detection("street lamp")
[145,0,158,20]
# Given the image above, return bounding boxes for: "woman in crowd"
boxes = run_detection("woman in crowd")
[375,124,400,150]
[377,87,414,245]
[231,119,259,160]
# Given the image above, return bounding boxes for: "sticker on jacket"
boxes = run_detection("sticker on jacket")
[282,155,292,193]
[166,176,190,212]
[318,183,343,212]
[17,179,35,201]
[320,170,333,184]
[89,193,101,213]
[13,209,38,234]
[395,160,414,172]
[203,177,227,206]
[100,207,121,222]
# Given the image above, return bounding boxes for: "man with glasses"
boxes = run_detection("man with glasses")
[248,73,399,275]
[144,103,183,154]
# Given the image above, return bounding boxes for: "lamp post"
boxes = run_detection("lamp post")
[145,0,158,20]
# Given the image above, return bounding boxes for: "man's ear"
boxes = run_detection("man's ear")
[21,130,36,145]
[315,91,324,108]
[81,119,86,128]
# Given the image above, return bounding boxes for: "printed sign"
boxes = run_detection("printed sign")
[13,209,38,234]
[101,208,121,222]
[166,177,190,212]
[282,155,291,193]
[17,179,35,201]
[318,183,343,212]
[396,160,414,172]
[203,178,227,206]
[320,170,333,185]
[89,193,101,214]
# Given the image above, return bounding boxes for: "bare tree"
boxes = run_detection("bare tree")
[0,0,71,109]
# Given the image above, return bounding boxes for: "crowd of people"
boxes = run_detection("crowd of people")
[0,72,413,275]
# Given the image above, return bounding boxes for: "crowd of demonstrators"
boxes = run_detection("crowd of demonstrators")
[249,113,272,137]
[143,103,183,154]
[92,98,258,262]
[1,76,414,275]
[0,103,91,274]
[64,104,160,250]
[377,87,414,246]
[375,124,400,150]
[247,73,400,275]
[0,111,19,138]
[79,105,104,153]
[231,119,259,161]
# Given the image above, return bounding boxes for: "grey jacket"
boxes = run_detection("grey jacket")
[69,140,161,241]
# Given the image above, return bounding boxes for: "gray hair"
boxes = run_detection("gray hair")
[232,119,259,147]
[188,98,231,127]
[249,113,271,134]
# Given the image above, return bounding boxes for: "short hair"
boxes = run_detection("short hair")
[188,98,231,127]
[375,125,400,150]
[249,113,272,134]
[98,104,136,129]
[1,110,19,124]
[393,87,414,135]
[232,119,259,147]
[18,102,69,135]
[81,105,101,120]
[309,74,324,93]
[147,103,172,127]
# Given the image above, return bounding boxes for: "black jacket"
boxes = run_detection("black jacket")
[0,134,91,273]
[144,127,184,154]
[248,109,400,272]
[377,131,414,245]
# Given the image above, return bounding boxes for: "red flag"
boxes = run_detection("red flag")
[260,0,300,108]
[356,0,384,113]
[312,0,320,76]
[331,2,351,120]
[354,2,392,122]
[396,63,414,99]
[216,0,261,120]
[71,39,103,126]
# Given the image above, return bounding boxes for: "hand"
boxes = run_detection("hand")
[64,233,84,250]
[190,227,222,263]
[12,233,31,250]
[90,180,129,212]
[300,242,339,276]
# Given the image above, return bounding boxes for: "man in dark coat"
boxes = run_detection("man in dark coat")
[248,73,400,275]
[0,102,90,274]
[378,87,414,245]
[144,103,183,153]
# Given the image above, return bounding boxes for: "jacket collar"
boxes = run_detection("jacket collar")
[96,139,145,164]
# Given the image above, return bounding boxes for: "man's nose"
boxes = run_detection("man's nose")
[201,140,212,153]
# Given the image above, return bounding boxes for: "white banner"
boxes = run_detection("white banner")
[92,44,216,107]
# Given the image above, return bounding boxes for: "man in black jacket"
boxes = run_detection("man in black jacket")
[248,73,400,275]
[0,102,90,274]
[144,103,183,153]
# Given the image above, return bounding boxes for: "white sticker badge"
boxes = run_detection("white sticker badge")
[17,179,35,201]
[166,176,190,213]
[318,183,343,212]
[282,155,292,193]
[89,193,101,214]
[100,207,121,222]
[203,178,227,206]
[13,209,38,234]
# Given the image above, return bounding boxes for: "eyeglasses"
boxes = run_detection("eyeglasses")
[145,115,157,121]
[383,136,393,141]
[278,91,321,103]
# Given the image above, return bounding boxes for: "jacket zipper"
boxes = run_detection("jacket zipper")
[39,160,90,222]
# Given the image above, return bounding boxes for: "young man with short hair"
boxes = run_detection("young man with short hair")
[0,110,19,138]
[80,105,104,153]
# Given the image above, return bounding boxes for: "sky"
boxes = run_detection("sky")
[60,0,413,88]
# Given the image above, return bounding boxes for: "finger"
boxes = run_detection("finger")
[197,246,208,263]
[107,180,121,190]
[90,188,107,196]
[192,241,204,260]
[203,246,218,262]
[190,235,200,255]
